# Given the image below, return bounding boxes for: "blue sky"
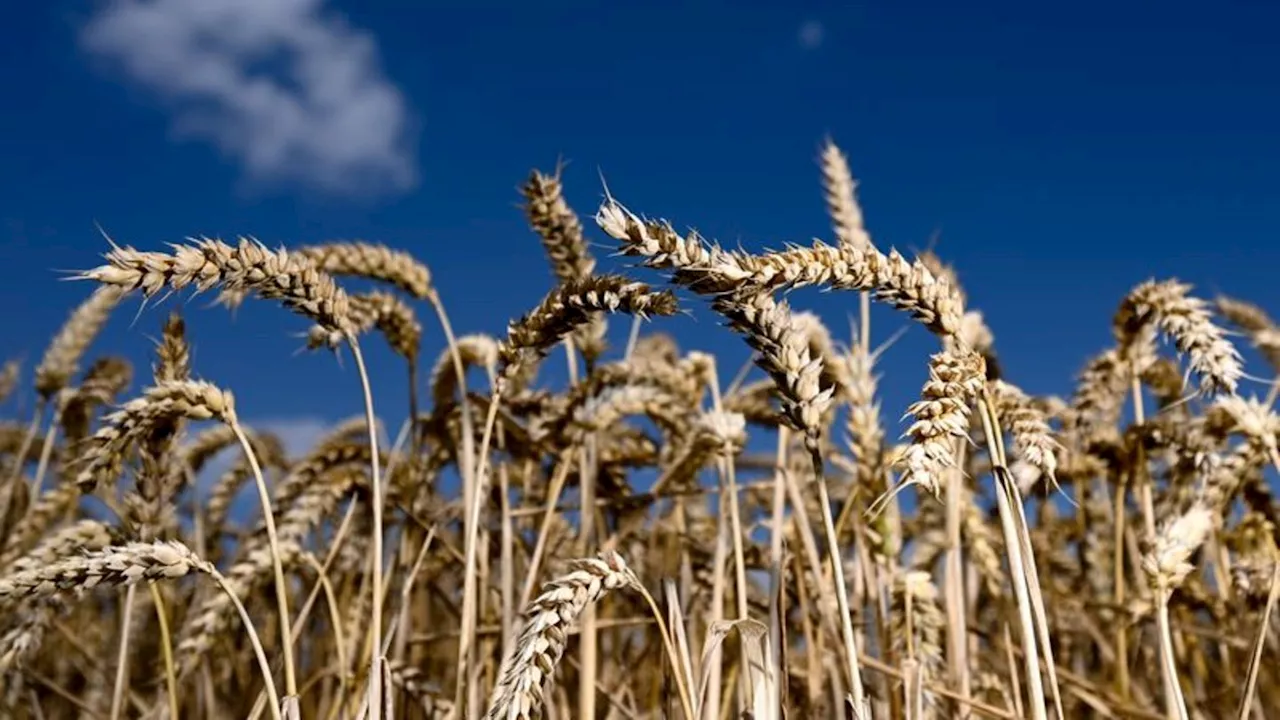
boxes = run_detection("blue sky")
[2,0,1279,443]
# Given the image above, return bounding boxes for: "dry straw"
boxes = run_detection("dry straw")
[3,138,1277,720]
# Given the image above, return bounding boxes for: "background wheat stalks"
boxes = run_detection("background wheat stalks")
[4,144,1280,720]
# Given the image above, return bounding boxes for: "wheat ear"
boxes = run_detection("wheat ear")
[75,379,299,696]
[484,552,637,720]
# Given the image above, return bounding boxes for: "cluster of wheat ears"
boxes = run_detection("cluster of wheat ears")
[0,139,1277,720]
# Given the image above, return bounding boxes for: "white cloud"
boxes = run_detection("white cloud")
[253,415,336,457]
[192,415,330,492]
[81,0,418,197]
[191,415,337,522]
[798,20,824,50]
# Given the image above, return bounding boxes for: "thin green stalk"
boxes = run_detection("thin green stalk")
[147,581,180,720]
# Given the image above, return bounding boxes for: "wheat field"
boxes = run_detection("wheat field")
[0,138,1277,719]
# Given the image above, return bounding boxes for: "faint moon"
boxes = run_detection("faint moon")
[798,20,824,49]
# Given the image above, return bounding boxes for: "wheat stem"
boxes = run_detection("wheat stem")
[1236,561,1280,719]
[148,581,180,720]
[229,418,298,697]
[108,584,136,720]
[345,335,384,720]
[977,398,1046,720]
[28,400,62,500]
[209,568,283,720]
[806,439,869,718]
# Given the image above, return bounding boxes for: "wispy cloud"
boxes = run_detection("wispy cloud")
[81,0,418,197]
[187,415,330,523]
[192,415,330,490]
[253,416,337,457]
[798,20,824,50]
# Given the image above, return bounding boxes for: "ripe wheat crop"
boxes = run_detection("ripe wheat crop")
[1,139,1277,720]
